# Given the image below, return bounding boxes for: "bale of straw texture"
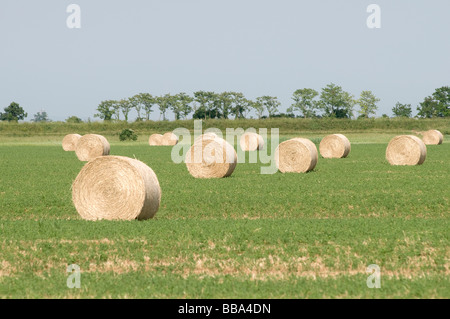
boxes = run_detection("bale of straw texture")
[240,132,264,151]
[194,132,218,144]
[161,132,179,146]
[319,134,351,158]
[62,134,81,151]
[148,134,164,146]
[75,134,110,162]
[72,156,161,221]
[275,138,318,173]
[185,137,237,178]
[421,130,443,145]
[386,135,426,166]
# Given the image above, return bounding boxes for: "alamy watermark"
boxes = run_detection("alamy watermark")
[367,4,381,29]
[170,120,279,175]
[66,4,81,29]
[67,264,81,289]
[366,264,381,288]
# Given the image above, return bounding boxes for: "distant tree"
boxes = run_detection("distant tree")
[175,92,193,119]
[66,116,83,123]
[193,91,209,120]
[95,100,116,121]
[217,92,233,119]
[256,96,280,118]
[392,102,412,118]
[193,91,220,119]
[118,99,133,122]
[128,95,143,121]
[134,93,156,120]
[228,92,248,119]
[0,102,27,122]
[381,114,389,118]
[32,110,50,122]
[250,100,265,119]
[288,88,321,118]
[204,91,219,119]
[417,86,450,118]
[357,90,380,118]
[319,83,355,118]
[156,94,174,121]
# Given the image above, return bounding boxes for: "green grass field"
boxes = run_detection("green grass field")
[0,131,449,298]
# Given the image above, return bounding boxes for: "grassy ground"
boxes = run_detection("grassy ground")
[0,133,449,298]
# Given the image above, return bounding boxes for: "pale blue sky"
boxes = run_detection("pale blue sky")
[1,0,449,121]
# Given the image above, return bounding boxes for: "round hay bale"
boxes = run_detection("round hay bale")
[62,134,81,151]
[386,135,426,166]
[422,130,443,145]
[240,132,264,151]
[185,137,237,178]
[161,132,178,146]
[75,134,110,162]
[275,138,318,173]
[149,134,163,146]
[194,132,218,144]
[72,156,161,221]
[319,134,351,158]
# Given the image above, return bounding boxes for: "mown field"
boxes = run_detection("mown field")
[0,127,449,298]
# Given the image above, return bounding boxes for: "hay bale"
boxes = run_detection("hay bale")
[275,138,318,173]
[240,132,264,151]
[422,130,443,145]
[386,135,426,166]
[62,134,81,151]
[319,134,351,158]
[185,137,237,178]
[72,156,161,221]
[161,132,178,146]
[149,134,163,146]
[75,134,110,162]
[194,132,218,144]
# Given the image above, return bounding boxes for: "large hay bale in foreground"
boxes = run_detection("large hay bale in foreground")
[386,135,426,166]
[240,132,264,151]
[72,156,161,221]
[148,134,163,146]
[194,132,218,144]
[161,132,178,146]
[75,134,110,162]
[185,137,237,178]
[319,134,351,158]
[422,130,443,145]
[62,134,81,151]
[275,138,318,173]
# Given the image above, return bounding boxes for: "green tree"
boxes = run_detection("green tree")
[193,91,209,120]
[118,99,132,122]
[135,93,156,120]
[227,92,248,119]
[66,116,83,123]
[94,100,116,121]
[251,99,265,119]
[128,95,143,121]
[320,83,355,118]
[357,90,380,118]
[256,96,280,118]
[392,102,412,118]
[417,86,450,118]
[217,92,233,119]
[288,88,321,118]
[32,110,50,122]
[176,92,193,119]
[0,102,27,122]
[156,94,174,121]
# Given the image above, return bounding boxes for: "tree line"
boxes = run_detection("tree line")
[1,85,448,122]
[94,84,450,122]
